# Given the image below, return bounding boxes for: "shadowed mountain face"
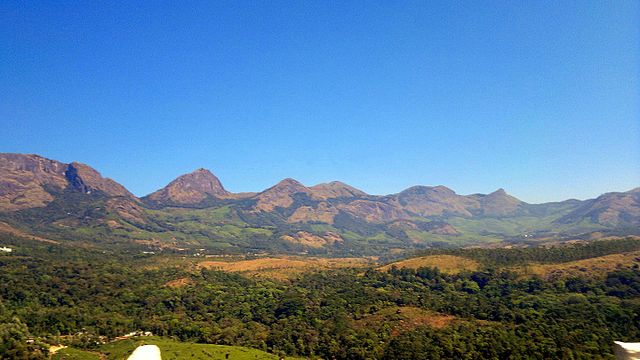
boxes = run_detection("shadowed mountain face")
[65,162,134,198]
[0,153,637,254]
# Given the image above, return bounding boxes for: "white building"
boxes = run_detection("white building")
[0,247,12,253]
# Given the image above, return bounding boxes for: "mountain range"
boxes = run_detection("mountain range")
[0,153,638,255]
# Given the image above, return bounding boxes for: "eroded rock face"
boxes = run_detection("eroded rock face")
[340,200,407,223]
[288,202,339,224]
[145,168,229,205]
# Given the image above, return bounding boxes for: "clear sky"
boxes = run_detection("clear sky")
[1,1,638,203]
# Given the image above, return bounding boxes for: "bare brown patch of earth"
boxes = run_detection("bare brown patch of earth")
[164,277,193,288]
[378,254,480,274]
[510,250,640,280]
[353,306,456,337]
[198,256,375,280]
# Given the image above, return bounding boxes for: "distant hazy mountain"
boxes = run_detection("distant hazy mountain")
[556,188,640,227]
[0,153,637,254]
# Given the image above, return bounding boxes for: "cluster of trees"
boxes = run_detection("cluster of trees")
[1,235,640,359]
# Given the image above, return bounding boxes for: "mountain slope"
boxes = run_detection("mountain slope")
[471,188,526,217]
[0,154,69,211]
[252,178,311,212]
[556,188,640,227]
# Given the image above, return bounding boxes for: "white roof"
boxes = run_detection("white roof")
[127,345,161,360]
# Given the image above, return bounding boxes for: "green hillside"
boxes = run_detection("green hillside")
[54,337,300,360]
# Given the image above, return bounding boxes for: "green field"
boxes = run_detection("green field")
[52,347,101,360]
[54,337,301,360]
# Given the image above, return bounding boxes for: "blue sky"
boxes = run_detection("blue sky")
[1,1,638,203]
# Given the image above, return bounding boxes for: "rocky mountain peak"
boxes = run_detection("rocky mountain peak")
[145,168,229,205]
[269,178,309,193]
[253,178,310,212]
[309,181,367,199]
[477,188,524,217]
[393,185,474,217]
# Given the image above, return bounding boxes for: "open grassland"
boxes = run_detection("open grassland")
[510,250,640,279]
[54,337,302,360]
[378,254,480,274]
[199,256,374,280]
[353,306,457,337]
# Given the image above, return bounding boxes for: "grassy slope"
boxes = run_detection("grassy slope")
[55,337,303,360]
[447,212,605,237]
[378,254,480,274]
[52,348,101,360]
[382,239,640,278]
[509,250,640,279]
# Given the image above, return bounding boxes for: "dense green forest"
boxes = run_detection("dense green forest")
[2,235,640,359]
